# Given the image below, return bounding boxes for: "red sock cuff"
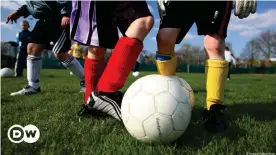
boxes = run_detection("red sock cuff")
[97,37,143,93]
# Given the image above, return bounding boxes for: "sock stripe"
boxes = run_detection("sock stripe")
[27,56,41,61]
[62,55,74,67]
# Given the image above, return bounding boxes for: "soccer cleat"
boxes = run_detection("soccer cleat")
[83,89,124,121]
[203,104,227,133]
[132,71,140,77]
[79,80,85,93]
[77,104,94,117]
[10,85,41,96]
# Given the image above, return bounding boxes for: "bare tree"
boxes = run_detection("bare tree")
[176,43,206,64]
[254,30,276,60]
[241,39,261,67]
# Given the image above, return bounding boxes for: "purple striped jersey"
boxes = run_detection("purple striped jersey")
[70,0,99,46]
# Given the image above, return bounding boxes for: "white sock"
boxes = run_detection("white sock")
[61,55,84,80]
[27,55,41,89]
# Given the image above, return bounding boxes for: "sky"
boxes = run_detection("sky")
[1,1,276,57]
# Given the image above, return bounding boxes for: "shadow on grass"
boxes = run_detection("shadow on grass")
[226,100,276,121]
[193,89,230,94]
[1,98,13,104]
[174,100,276,149]
[174,107,246,149]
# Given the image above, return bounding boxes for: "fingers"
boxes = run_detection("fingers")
[12,19,17,24]
[6,16,11,24]
[251,0,257,14]
[234,0,257,19]
[61,21,66,28]
[61,19,70,28]
[244,0,251,18]
[6,19,10,24]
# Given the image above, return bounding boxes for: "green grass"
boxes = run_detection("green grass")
[1,69,276,155]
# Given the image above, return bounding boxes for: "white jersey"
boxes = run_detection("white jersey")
[224,50,237,65]
[136,50,149,63]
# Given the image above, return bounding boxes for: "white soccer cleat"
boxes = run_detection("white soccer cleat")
[10,86,41,96]
[132,71,140,77]
[79,87,86,93]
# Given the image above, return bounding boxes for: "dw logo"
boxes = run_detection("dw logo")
[7,124,40,143]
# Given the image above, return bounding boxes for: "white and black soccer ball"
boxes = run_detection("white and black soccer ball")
[0,68,13,77]
[121,74,194,144]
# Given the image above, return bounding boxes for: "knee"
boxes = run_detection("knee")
[125,16,154,41]
[87,46,106,60]
[204,34,224,55]
[156,31,176,47]
[140,16,154,34]
[54,52,68,61]
[27,43,43,56]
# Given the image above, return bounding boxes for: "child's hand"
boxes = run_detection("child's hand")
[6,11,20,24]
[61,16,70,28]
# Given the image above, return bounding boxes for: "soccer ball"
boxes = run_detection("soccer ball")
[121,74,193,144]
[132,71,140,77]
[0,68,13,77]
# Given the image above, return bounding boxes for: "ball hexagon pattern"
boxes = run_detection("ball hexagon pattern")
[121,75,192,144]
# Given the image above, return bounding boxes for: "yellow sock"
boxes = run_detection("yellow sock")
[156,53,177,76]
[205,59,229,110]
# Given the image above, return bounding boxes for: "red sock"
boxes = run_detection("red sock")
[84,57,105,103]
[97,37,143,93]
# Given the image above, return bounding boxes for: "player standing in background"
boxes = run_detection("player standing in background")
[14,20,31,77]
[4,20,31,77]
[224,46,237,80]
[69,42,86,60]
[6,1,85,96]
[132,50,149,77]
[72,1,154,121]
[68,43,86,86]
[156,0,256,132]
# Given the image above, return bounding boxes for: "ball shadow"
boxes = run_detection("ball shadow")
[193,89,230,94]
[174,100,276,149]
[174,107,246,149]
[226,100,276,121]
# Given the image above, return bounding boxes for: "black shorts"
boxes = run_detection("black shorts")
[159,1,232,44]
[70,1,152,49]
[30,18,71,53]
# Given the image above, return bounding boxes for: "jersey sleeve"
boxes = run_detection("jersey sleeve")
[16,5,30,18]
[57,0,72,17]
[231,55,237,65]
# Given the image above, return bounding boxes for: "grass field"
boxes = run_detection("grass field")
[1,69,276,155]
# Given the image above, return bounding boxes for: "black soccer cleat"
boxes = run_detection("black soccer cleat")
[77,104,90,116]
[203,104,228,133]
[82,89,124,121]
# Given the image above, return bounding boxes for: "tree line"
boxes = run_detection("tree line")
[139,29,276,67]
